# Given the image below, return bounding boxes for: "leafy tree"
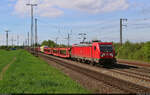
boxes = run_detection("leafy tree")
[114,41,150,62]
[142,41,150,61]
[41,40,67,48]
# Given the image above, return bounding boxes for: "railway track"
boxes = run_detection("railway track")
[109,69,150,82]
[98,64,150,82]
[38,52,150,93]
[117,59,150,69]
[127,68,150,75]
[75,60,150,88]
[115,64,150,74]
[69,58,150,83]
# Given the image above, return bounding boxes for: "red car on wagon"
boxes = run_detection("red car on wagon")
[44,47,53,55]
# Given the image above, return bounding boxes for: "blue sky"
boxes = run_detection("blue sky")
[0,0,150,46]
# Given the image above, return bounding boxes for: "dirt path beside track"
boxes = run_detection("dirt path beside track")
[0,57,16,80]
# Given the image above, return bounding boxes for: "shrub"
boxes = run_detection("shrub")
[114,41,150,62]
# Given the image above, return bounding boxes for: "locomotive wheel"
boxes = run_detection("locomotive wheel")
[113,59,117,64]
[90,61,95,66]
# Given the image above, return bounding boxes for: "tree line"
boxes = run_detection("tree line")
[41,40,68,48]
[113,41,150,62]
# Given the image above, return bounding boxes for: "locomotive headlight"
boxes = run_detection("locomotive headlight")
[101,53,105,57]
[110,53,113,57]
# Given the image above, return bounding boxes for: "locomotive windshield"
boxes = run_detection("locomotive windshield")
[99,45,113,52]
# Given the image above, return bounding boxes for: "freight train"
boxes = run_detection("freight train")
[37,41,116,65]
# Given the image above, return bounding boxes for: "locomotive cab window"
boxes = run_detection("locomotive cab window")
[100,45,113,52]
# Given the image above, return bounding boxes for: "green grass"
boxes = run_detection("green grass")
[0,50,18,72]
[0,50,89,94]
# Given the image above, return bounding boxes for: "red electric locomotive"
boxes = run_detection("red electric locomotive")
[71,41,116,65]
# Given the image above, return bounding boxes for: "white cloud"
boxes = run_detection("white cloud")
[13,0,129,18]
[57,0,129,13]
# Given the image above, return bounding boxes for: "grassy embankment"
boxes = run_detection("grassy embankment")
[0,50,89,94]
